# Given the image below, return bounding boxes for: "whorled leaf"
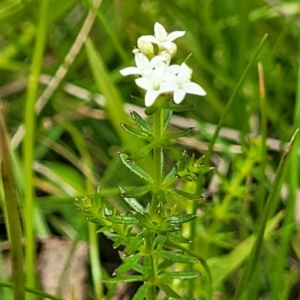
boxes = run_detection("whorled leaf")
[167,213,197,224]
[104,214,139,224]
[164,127,195,140]
[158,271,200,280]
[130,110,152,134]
[166,233,191,244]
[163,109,173,131]
[129,142,155,161]
[125,233,145,255]
[119,152,153,183]
[102,275,143,284]
[121,123,151,141]
[156,249,199,264]
[132,284,147,300]
[114,253,141,276]
[165,102,194,112]
[120,185,151,198]
[158,283,182,299]
[168,187,203,200]
[119,187,146,214]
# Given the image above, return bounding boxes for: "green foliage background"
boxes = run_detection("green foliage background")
[0,0,300,299]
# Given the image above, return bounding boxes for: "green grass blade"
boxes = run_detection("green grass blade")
[85,38,131,142]
[0,281,65,300]
[270,59,300,300]
[22,1,50,298]
[0,106,25,300]
[204,33,269,165]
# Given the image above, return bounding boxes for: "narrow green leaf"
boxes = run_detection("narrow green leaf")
[167,233,191,244]
[121,185,151,198]
[0,280,66,300]
[132,284,147,300]
[158,283,182,299]
[114,253,141,276]
[168,188,203,200]
[130,111,152,134]
[153,235,166,248]
[163,167,176,186]
[157,260,175,274]
[168,214,197,224]
[85,39,130,142]
[130,143,155,161]
[105,214,139,224]
[86,216,107,226]
[159,271,200,280]
[121,123,150,141]
[165,127,195,140]
[165,103,194,112]
[103,275,143,284]
[0,106,25,299]
[156,250,199,264]
[119,153,153,183]
[120,189,146,214]
[93,186,103,209]
[126,233,144,255]
[163,109,173,130]
[145,104,160,115]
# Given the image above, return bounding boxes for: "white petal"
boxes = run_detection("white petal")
[160,81,176,93]
[166,30,185,42]
[184,82,206,96]
[178,64,192,81]
[166,64,181,74]
[135,53,149,69]
[153,63,167,80]
[163,72,177,84]
[145,90,160,107]
[141,35,159,45]
[120,67,140,76]
[150,55,166,67]
[135,77,152,91]
[173,88,186,104]
[160,41,174,51]
[154,22,167,42]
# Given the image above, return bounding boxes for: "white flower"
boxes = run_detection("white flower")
[166,63,206,104]
[142,22,185,52]
[120,53,165,77]
[135,62,176,107]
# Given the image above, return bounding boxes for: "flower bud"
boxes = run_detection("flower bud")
[137,36,154,58]
[168,42,177,58]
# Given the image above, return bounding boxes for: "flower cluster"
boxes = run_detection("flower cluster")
[120,22,206,107]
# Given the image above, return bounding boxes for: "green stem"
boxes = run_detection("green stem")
[145,237,156,300]
[23,1,49,298]
[146,106,164,299]
[150,108,164,213]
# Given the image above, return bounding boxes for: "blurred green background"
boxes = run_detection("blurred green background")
[0,0,300,299]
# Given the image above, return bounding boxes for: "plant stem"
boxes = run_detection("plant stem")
[146,106,164,299]
[145,237,156,300]
[151,108,164,213]
[23,1,49,298]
